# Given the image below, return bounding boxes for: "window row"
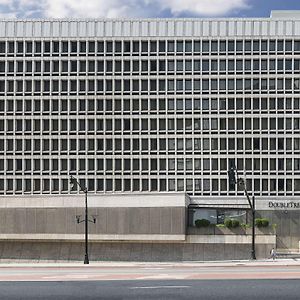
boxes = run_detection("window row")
[1,39,300,56]
[2,117,300,134]
[2,58,300,75]
[2,157,300,174]
[0,77,299,94]
[1,177,300,195]
[2,97,300,115]
[1,137,300,154]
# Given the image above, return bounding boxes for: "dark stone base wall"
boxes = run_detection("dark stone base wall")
[257,210,300,249]
[0,241,272,262]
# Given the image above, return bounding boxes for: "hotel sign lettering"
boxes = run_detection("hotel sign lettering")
[268,201,300,209]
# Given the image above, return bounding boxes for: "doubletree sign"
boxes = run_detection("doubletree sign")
[269,201,300,209]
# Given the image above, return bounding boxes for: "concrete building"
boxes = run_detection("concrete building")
[0,11,299,260]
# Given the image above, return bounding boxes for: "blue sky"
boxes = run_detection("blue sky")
[238,0,300,18]
[0,0,300,19]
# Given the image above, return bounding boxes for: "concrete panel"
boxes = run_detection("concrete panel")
[149,208,161,233]
[20,242,40,261]
[191,244,204,261]
[60,243,71,260]
[75,208,85,234]
[5,208,16,233]
[118,243,132,261]
[117,208,130,234]
[14,208,27,234]
[203,244,221,261]
[95,208,107,234]
[45,209,57,233]
[106,208,119,234]
[129,208,149,234]
[91,242,109,261]
[289,212,300,236]
[259,210,300,249]
[280,212,290,236]
[132,243,150,261]
[0,241,275,262]
[53,208,66,234]
[0,209,6,233]
[69,243,83,261]
[235,244,249,260]
[104,243,122,261]
[170,244,183,261]
[97,242,114,261]
[256,244,267,259]
[276,236,286,249]
[224,244,235,260]
[0,242,4,258]
[151,243,172,261]
[290,236,299,249]
[36,208,46,233]
[171,208,185,234]
[160,208,172,234]
[2,242,22,260]
[65,208,77,234]
[88,208,98,234]
[25,209,36,233]
[0,193,189,209]
[39,242,60,261]
[127,243,141,261]
[182,243,194,261]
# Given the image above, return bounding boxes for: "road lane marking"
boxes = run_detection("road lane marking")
[43,275,91,279]
[142,268,165,270]
[130,286,190,289]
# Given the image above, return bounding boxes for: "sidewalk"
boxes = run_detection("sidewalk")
[0,258,300,268]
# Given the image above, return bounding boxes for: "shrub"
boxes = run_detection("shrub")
[224,218,240,228]
[255,218,263,227]
[255,218,270,227]
[261,218,269,227]
[224,219,233,228]
[195,219,211,228]
[231,219,240,228]
[241,223,251,229]
[216,224,225,228]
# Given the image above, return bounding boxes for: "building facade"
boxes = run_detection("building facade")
[1,11,300,199]
[0,12,300,255]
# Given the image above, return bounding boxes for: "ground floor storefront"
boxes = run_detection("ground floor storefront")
[0,193,298,261]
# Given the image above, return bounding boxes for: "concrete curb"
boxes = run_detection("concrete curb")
[0,259,300,268]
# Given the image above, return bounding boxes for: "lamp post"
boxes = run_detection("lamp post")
[228,167,256,260]
[70,175,96,264]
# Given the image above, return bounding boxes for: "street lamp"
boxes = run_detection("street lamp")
[70,175,96,264]
[227,167,256,260]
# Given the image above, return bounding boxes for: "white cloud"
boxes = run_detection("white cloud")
[0,0,250,18]
[0,0,12,4]
[43,0,149,18]
[0,12,17,18]
[43,0,250,18]
[152,0,249,16]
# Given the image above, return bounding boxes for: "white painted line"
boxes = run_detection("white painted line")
[136,274,188,280]
[43,275,91,279]
[142,268,165,270]
[130,286,190,289]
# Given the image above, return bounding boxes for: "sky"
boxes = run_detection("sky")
[0,0,300,19]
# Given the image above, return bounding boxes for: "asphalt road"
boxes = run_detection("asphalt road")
[0,279,300,300]
[1,262,300,299]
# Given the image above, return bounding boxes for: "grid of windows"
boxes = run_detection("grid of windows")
[1,36,300,196]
